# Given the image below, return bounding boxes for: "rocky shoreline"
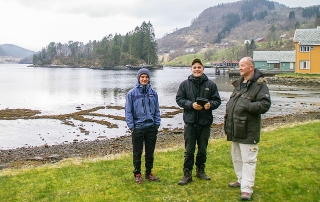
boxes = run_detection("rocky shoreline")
[1,111,320,169]
[266,76,320,87]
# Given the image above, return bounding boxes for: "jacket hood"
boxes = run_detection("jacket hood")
[250,68,264,82]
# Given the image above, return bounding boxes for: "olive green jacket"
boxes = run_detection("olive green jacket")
[224,69,271,144]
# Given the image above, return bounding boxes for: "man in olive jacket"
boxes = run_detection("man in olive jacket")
[176,58,221,185]
[224,57,271,200]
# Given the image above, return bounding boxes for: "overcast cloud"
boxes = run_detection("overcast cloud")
[0,0,318,51]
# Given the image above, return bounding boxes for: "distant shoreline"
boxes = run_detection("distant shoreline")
[27,64,163,70]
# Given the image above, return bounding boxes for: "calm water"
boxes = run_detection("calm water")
[0,64,319,149]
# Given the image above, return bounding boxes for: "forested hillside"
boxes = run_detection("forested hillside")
[157,0,320,62]
[32,21,158,68]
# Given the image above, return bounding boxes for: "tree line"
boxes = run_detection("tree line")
[302,6,320,18]
[33,21,158,67]
[240,0,274,22]
[214,0,274,43]
[215,13,241,43]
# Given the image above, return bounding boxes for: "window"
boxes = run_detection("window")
[300,60,310,69]
[290,62,294,70]
[300,46,310,52]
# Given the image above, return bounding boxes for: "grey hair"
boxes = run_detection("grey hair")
[243,57,255,66]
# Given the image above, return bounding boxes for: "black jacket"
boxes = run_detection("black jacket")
[224,69,271,144]
[176,74,221,126]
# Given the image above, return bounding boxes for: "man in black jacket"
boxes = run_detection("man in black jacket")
[176,58,221,185]
[224,57,271,200]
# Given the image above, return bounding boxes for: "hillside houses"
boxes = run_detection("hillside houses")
[279,34,287,39]
[244,40,251,44]
[255,37,266,43]
[185,47,195,53]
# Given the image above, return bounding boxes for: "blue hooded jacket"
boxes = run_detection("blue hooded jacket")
[125,71,161,130]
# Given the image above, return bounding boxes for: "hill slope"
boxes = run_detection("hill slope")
[0,44,35,58]
[157,0,319,54]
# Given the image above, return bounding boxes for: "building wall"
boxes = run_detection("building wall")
[255,62,277,70]
[280,62,294,71]
[255,61,269,69]
[295,43,320,74]
[255,61,294,70]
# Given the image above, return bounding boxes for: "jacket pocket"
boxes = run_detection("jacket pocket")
[233,116,247,139]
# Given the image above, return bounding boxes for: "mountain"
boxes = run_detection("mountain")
[0,44,35,58]
[157,0,320,54]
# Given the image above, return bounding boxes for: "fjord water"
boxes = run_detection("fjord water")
[0,64,319,149]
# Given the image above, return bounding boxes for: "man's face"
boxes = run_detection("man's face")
[139,74,149,85]
[239,58,253,78]
[191,62,204,77]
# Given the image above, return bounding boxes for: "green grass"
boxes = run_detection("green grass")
[163,47,240,66]
[1,121,320,201]
[165,54,205,66]
[164,49,227,66]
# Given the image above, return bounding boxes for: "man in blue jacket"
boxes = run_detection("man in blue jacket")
[176,58,221,185]
[125,68,161,184]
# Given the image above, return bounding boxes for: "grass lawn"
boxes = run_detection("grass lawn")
[1,121,319,201]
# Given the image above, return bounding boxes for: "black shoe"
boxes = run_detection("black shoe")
[178,171,192,185]
[196,167,211,180]
[196,172,211,180]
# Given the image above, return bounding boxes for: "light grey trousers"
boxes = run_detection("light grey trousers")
[231,142,259,193]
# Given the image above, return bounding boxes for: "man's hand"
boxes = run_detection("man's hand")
[193,102,203,110]
[204,102,210,110]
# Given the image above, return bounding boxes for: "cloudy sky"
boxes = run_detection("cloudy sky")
[0,0,318,52]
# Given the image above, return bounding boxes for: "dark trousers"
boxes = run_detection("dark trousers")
[132,125,158,176]
[183,124,211,171]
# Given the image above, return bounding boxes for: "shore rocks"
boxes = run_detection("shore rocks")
[266,77,320,87]
[1,111,319,169]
